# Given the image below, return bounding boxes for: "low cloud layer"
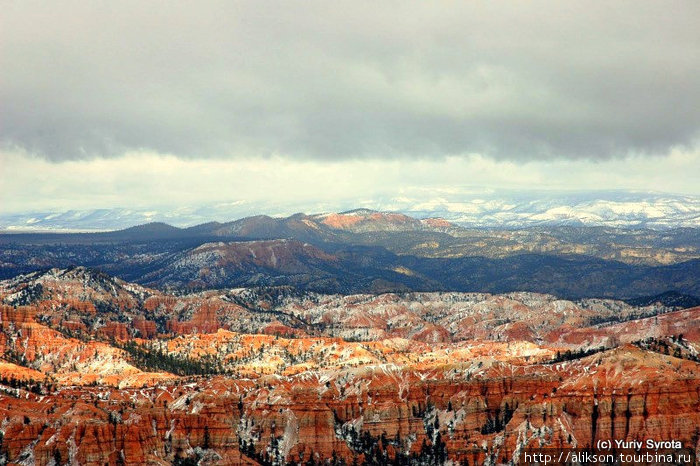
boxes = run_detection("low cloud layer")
[2,148,699,215]
[2,1,699,162]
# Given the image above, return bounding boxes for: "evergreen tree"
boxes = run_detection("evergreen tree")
[203,425,211,449]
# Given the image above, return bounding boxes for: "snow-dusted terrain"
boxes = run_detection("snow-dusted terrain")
[396,190,700,229]
[2,190,698,231]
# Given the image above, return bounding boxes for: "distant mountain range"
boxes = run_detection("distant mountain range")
[1,209,698,298]
[2,190,698,231]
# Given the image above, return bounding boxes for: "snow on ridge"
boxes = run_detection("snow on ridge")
[1,192,698,232]
[410,196,700,229]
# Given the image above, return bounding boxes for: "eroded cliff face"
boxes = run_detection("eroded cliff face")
[1,344,698,465]
[1,271,699,465]
[1,267,689,347]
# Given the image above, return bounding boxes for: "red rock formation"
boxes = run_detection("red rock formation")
[0,345,697,465]
[99,321,130,341]
[550,306,700,347]
[262,320,308,338]
[421,218,454,229]
[132,317,157,339]
[1,272,699,464]
[0,305,36,324]
[167,302,221,334]
[318,211,422,232]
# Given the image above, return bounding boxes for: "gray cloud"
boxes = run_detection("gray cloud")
[2,1,699,161]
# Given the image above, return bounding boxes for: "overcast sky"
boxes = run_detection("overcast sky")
[2,1,699,214]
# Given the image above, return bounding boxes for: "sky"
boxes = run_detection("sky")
[1,1,699,214]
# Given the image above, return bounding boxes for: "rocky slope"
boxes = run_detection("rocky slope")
[0,343,698,465]
[0,269,698,464]
[1,268,692,345]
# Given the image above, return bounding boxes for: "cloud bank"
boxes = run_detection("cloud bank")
[2,1,699,162]
[2,148,699,215]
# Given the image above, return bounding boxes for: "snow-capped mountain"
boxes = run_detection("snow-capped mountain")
[1,190,698,231]
[391,190,700,229]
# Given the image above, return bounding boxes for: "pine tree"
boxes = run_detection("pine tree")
[203,425,211,449]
